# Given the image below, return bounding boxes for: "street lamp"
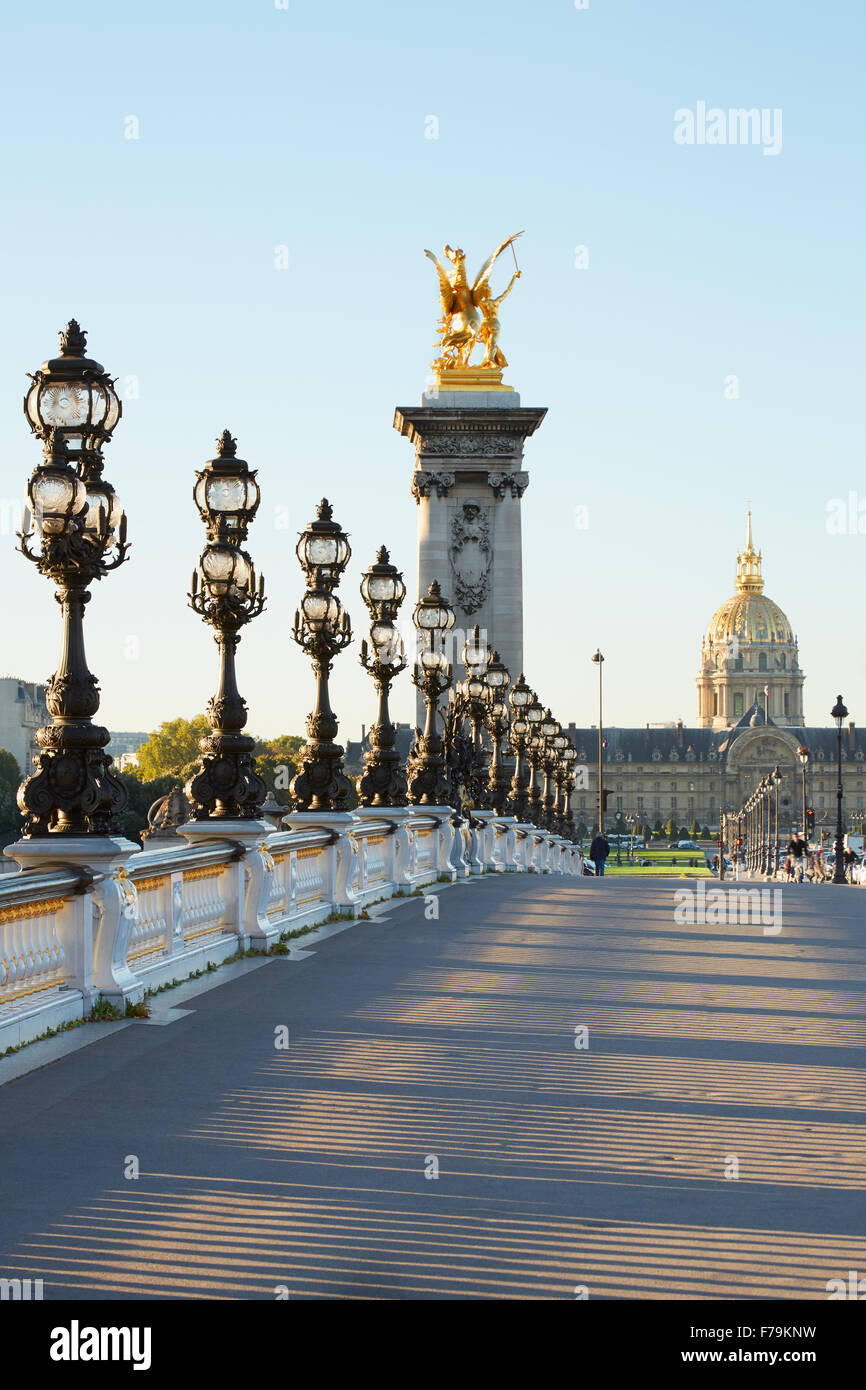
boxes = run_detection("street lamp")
[798,745,810,842]
[539,710,560,832]
[507,673,533,820]
[16,322,128,836]
[832,695,848,884]
[290,500,353,812]
[358,545,408,807]
[559,743,578,838]
[771,765,782,879]
[484,651,511,813]
[592,649,604,833]
[407,580,455,805]
[525,697,545,825]
[187,431,267,820]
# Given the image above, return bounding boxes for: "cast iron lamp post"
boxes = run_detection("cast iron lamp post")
[549,731,569,834]
[559,744,578,837]
[797,745,810,840]
[484,651,511,813]
[832,695,848,884]
[290,500,353,812]
[539,711,560,832]
[407,581,455,805]
[357,546,408,807]
[592,649,604,834]
[525,698,545,825]
[507,673,533,820]
[186,431,267,819]
[771,765,782,878]
[16,321,128,835]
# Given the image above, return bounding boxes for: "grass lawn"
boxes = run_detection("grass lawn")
[583,844,714,878]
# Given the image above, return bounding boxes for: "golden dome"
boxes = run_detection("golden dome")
[705,512,795,647]
[706,592,794,646]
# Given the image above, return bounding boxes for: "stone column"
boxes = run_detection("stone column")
[395,388,546,722]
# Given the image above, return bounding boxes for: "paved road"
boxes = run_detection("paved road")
[1,875,864,1299]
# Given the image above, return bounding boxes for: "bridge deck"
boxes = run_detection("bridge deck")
[0,876,864,1299]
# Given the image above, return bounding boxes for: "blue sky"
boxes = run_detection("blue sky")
[1,0,864,740]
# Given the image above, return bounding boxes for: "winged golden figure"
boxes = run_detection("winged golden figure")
[424,232,523,371]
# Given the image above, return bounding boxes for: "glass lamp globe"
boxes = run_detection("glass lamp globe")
[24,321,121,453]
[302,588,341,631]
[30,466,87,537]
[201,546,251,598]
[361,545,406,614]
[297,498,351,585]
[194,431,260,535]
[413,580,455,633]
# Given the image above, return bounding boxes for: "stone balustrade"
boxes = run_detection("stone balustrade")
[0,813,581,1051]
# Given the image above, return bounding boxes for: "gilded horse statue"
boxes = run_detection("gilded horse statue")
[424,233,523,371]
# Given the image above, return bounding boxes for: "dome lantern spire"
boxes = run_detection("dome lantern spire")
[736,509,763,593]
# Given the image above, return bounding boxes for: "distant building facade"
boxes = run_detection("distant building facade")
[0,678,49,776]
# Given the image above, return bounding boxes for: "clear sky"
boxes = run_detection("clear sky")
[1,0,864,740]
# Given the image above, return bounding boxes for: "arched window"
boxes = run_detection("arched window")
[758,653,768,672]
[733,655,743,671]
[779,654,786,670]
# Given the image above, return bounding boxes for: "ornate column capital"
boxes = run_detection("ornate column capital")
[488,469,529,499]
[411,469,456,503]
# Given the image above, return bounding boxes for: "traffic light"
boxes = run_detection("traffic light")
[805,807,815,835]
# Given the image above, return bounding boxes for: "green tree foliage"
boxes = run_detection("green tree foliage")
[0,748,23,838]
[114,772,176,845]
[135,716,210,781]
[252,734,306,796]
[664,816,677,838]
[689,817,700,838]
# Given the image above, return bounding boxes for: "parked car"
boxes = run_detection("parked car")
[677,839,700,850]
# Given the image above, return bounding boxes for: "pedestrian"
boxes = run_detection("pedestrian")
[843,847,858,883]
[786,831,808,883]
[784,855,794,881]
[589,831,610,878]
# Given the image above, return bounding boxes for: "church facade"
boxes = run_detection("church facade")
[567,518,866,835]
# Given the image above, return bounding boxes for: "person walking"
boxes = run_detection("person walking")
[787,831,808,883]
[589,831,610,878]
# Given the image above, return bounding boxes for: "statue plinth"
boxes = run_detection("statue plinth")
[431,365,514,394]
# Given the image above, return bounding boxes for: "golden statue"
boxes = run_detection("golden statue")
[424,233,523,379]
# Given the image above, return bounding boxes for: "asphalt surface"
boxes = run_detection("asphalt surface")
[0,874,864,1299]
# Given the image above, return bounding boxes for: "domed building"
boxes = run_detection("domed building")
[563,515,866,835]
[696,514,804,728]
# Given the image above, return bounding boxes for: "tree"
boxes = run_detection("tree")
[114,772,176,845]
[0,748,22,839]
[641,822,653,844]
[689,817,700,838]
[664,816,676,839]
[135,716,210,781]
[252,734,305,796]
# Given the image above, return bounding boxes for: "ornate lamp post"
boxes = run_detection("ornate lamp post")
[771,765,782,878]
[290,500,353,812]
[185,431,266,821]
[832,695,848,884]
[507,673,533,820]
[592,649,605,833]
[539,711,560,831]
[357,546,408,807]
[407,581,455,805]
[525,698,545,825]
[484,651,511,813]
[560,744,578,837]
[16,322,128,837]
[797,745,810,840]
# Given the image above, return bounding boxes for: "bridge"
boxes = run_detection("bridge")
[1,870,863,1299]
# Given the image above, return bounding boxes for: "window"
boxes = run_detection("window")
[734,655,743,671]
[758,653,767,672]
[784,692,789,716]
[671,796,678,809]
[653,798,660,810]
[733,693,744,717]
[713,692,718,715]
[780,654,786,669]
[616,797,623,811]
